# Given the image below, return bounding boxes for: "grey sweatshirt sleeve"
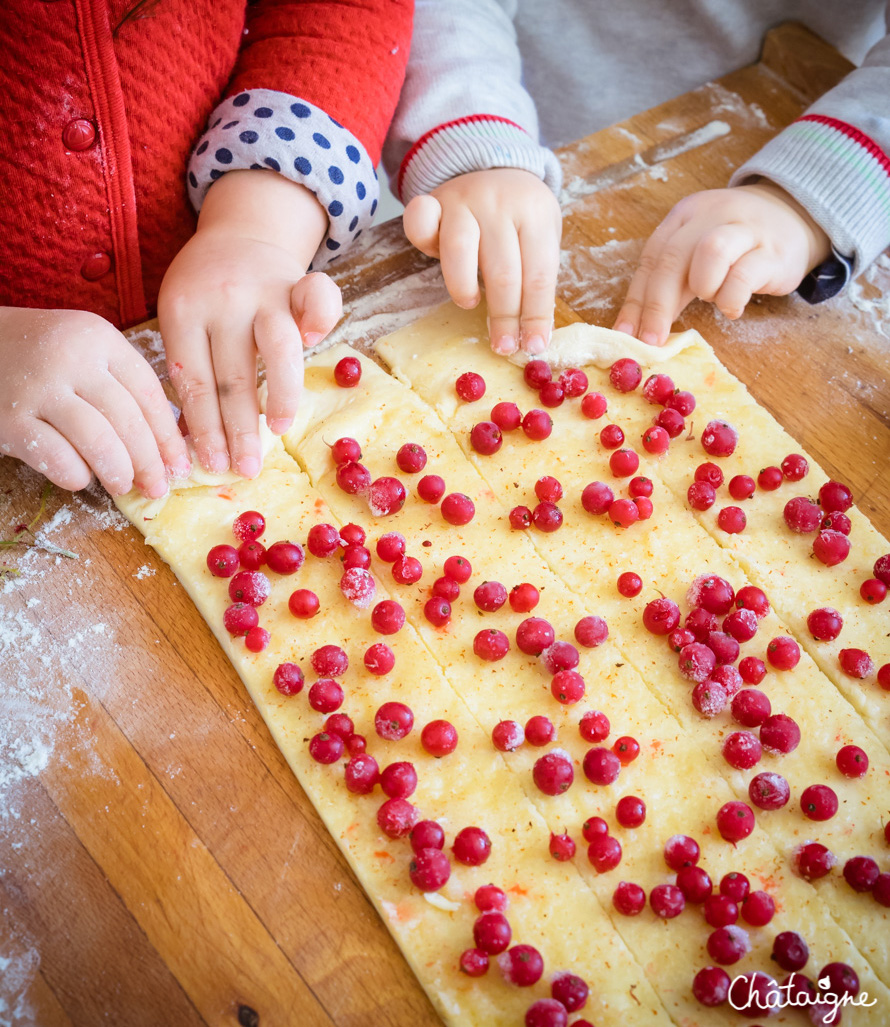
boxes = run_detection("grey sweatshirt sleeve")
[381,0,562,203]
[731,5,890,285]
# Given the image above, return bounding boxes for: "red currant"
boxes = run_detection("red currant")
[455,371,486,402]
[333,355,361,387]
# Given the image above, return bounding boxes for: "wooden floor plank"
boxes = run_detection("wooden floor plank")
[0,780,205,1027]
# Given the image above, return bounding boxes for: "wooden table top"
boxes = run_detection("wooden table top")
[1,23,887,1027]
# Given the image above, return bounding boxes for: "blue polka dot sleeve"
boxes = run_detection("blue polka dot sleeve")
[188,90,379,270]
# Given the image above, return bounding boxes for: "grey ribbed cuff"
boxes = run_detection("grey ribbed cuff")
[399,117,562,204]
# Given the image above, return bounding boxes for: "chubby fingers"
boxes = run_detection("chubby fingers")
[6,418,93,494]
[479,219,523,355]
[255,307,303,435]
[210,323,262,479]
[403,194,444,259]
[110,345,190,479]
[517,208,560,355]
[165,326,231,474]
[437,204,482,310]
[43,394,137,496]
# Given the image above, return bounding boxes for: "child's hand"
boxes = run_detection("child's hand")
[0,307,188,497]
[403,168,562,356]
[158,171,341,478]
[614,182,832,345]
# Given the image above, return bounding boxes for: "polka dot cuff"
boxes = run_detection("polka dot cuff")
[188,89,379,270]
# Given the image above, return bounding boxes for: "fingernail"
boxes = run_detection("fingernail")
[268,418,292,435]
[493,334,517,355]
[615,321,634,336]
[208,451,229,474]
[524,334,546,355]
[641,331,659,347]
[238,456,260,478]
[146,479,169,499]
[170,458,192,478]
[302,331,323,349]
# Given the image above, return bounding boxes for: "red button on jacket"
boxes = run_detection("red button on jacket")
[0,0,412,329]
[62,118,97,151]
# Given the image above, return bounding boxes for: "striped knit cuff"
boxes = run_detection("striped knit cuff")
[188,89,379,271]
[397,115,563,205]
[730,114,890,277]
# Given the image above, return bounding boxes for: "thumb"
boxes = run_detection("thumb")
[290,272,343,349]
[403,194,443,258]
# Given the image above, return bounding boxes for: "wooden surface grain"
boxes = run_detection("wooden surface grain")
[1,23,888,1027]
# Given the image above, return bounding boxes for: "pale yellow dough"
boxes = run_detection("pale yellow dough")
[116,303,890,1027]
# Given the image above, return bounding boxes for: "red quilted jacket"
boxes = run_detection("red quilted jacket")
[0,0,412,328]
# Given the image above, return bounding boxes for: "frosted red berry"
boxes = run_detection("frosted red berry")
[559,367,589,397]
[642,372,674,404]
[369,476,407,517]
[587,834,622,872]
[643,597,680,635]
[498,944,544,987]
[524,360,552,390]
[376,532,406,563]
[525,1001,566,1027]
[340,523,365,545]
[723,731,762,770]
[707,926,750,965]
[728,474,756,500]
[455,371,486,401]
[575,615,609,648]
[678,642,716,683]
[471,421,503,455]
[701,421,738,457]
[444,555,472,583]
[599,423,624,449]
[453,826,492,866]
[717,506,746,533]
[509,505,532,529]
[344,754,379,794]
[795,842,836,880]
[371,599,405,635]
[288,588,319,618]
[615,795,646,828]
[312,644,348,677]
[539,381,565,407]
[617,571,642,597]
[650,883,685,919]
[375,701,414,741]
[421,720,458,757]
[783,496,822,533]
[533,752,575,795]
[609,357,642,392]
[629,475,653,498]
[532,501,563,532]
[525,715,556,746]
[813,529,851,566]
[238,540,265,569]
[677,866,712,903]
[223,602,259,636]
[207,544,240,577]
[228,570,271,606]
[609,498,639,527]
[716,801,755,842]
[836,744,868,778]
[233,510,265,542]
[509,582,540,612]
[342,544,371,570]
[641,426,670,454]
[308,678,344,714]
[861,578,887,604]
[843,855,879,892]
[612,881,646,916]
[687,481,716,511]
[760,713,800,755]
[610,448,640,477]
[396,442,427,474]
[474,628,510,661]
[474,884,508,912]
[309,732,344,764]
[757,466,783,491]
[423,596,451,626]
[516,616,555,655]
[551,972,588,1013]
[767,635,800,670]
[819,480,853,513]
[692,966,730,1007]
[666,389,696,416]
[377,797,418,838]
[522,409,553,440]
[307,523,341,558]
[578,710,609,743]
[492,720,525,751]
[704,894,738,928]
[409,848,451,891]
[731,689,771,727]
[336,461,371,495]
[441,492,475,525]
[800,784,838,821]
[806,606,843,640]
[771,931,809,972]
[838,647,874,678]
[242,626,267,655]
[273,662,304,696]
[549,832,576,861]
[692,680,727,718]
[334,356,361,387]
[551,670,585,705]
[473,911,511,954]
[581,481,614,515]
[491,401,522,431]
[581,392,607,419]
[380,761,418,800]
[664,834,700,870]
[432,575,460,602]
[392,554,423,585]
[741,890,775,926]
[330,436,361,464]
[417,474,446,503]
[583,747,621,785]
[655,407,685,437]
[324,713,354,742]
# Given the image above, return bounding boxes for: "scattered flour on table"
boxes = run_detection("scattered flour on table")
[319,264,450,355]
[134,564,155,580]
[0,949,40,1027]
[127,327,166,379]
